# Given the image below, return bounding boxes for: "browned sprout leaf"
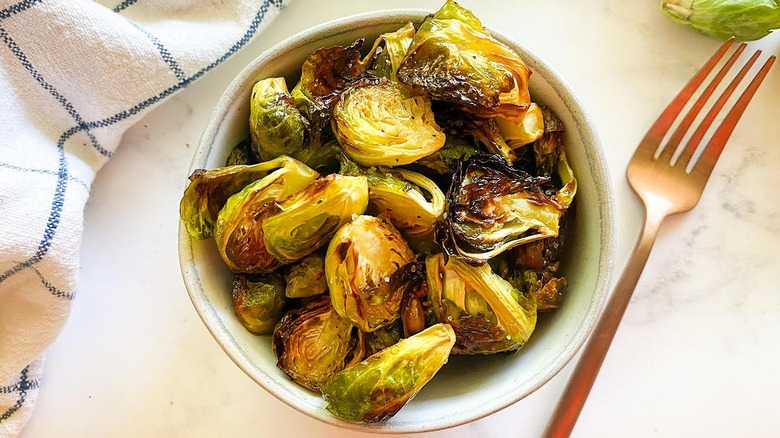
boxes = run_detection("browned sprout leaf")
[273,295,365,392]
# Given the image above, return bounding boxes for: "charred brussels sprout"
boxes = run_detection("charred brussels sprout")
[425,253,537,354]
[296,38,372,106]
[321,323,455,423]
[213,156,319,273]
[397,0,532,122]
[340,158,445,253]
[263,174,369,264]
[325,215,416,332]
[332,80,446,166]
[284,252,328,299]
[180,157,316,240]
[273,295,365,391]
[368,22,416,81]
[249,77,308,161]
[435,153,568,264]
[232,273,286,335]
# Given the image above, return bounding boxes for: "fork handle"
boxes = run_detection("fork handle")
[543,205,669,438]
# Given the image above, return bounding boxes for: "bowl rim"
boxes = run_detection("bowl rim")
[179,8,616,433]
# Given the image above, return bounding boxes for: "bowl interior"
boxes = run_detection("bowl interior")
[179,10,615,433]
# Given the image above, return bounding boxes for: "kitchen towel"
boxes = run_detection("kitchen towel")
[0,0,287,435]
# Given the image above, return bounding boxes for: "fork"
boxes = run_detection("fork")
[543,38,776,438]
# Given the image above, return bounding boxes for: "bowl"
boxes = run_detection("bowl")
[178,9,615,433]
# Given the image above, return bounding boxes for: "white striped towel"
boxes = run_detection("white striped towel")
[0,0,287,435]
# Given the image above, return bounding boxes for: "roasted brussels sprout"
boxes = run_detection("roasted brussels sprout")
[399,263,431,338]
[263,173,369,264]
[273,295,365,391]
[495,103,545,149]
[284,252,328,298]
[425,253,537,354]
[213,156,319,273]
[225,139,253,166]
[321,323,456,423]
[295,38,372,106]
[535,107,577,208]
[340,158,445,253]
[180,157,316,240]
[435,153,568,264]
[232,272,287,335]
[332,80,446,166]
[325,215,416,332]
[368,22,416,81]
[249,77,308,161]
[397,0,532,121]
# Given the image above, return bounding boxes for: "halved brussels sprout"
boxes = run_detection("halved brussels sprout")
[425,253,537,354]
[180,156,316,240]
[284,252,328,299]
[495,103,545,149]
[232,272,286,335]
[263,174,369,265]
[397,0,532,121]
[249,77,308,161]
[332,80,446,166]
[340,158,445,253]
[273,295,365,391]
[435,153,568,264]
[321,323,456,423]
[213,156,319,273]
[296,38,372,106]
[325,215,416,332]
[368,22,416,81]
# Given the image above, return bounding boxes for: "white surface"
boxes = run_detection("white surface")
[19,1,780,437]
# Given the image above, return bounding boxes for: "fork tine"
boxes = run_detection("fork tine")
[676,49,762,168]
[690,54,776,181]
[657,43,747,164]
[635,38,735,156]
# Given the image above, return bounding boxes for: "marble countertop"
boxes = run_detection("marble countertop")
[19,1,780,437]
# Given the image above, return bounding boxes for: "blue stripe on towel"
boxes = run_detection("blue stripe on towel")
[0,161,90,191]
[132,23,187,81]
[0,0,284,285]
[0,27,111,158]
[0,366,33,423]
[113,0,139,13]
[0,0,43,21]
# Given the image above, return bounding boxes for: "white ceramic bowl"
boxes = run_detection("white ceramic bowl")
[179,9,615,433]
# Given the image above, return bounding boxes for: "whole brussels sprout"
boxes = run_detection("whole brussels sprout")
[284,252,328,299]
[340,157,445,254]
[332,80,446,166]
[662,0,780,41]
[180,156,311,240]
[321,323,455,423]
[397,0,533,122]
[435,153,569,265]
[325,215,416,332]
[213,156,319,273]
[425,253,537,354]
[249,77,308,161]
[263,174,369,265]
[232,272,287,335]
[273,295,365,391]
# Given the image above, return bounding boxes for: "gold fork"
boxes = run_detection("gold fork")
[544,38,776,438]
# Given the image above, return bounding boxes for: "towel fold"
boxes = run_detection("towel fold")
[0,1,287,435]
